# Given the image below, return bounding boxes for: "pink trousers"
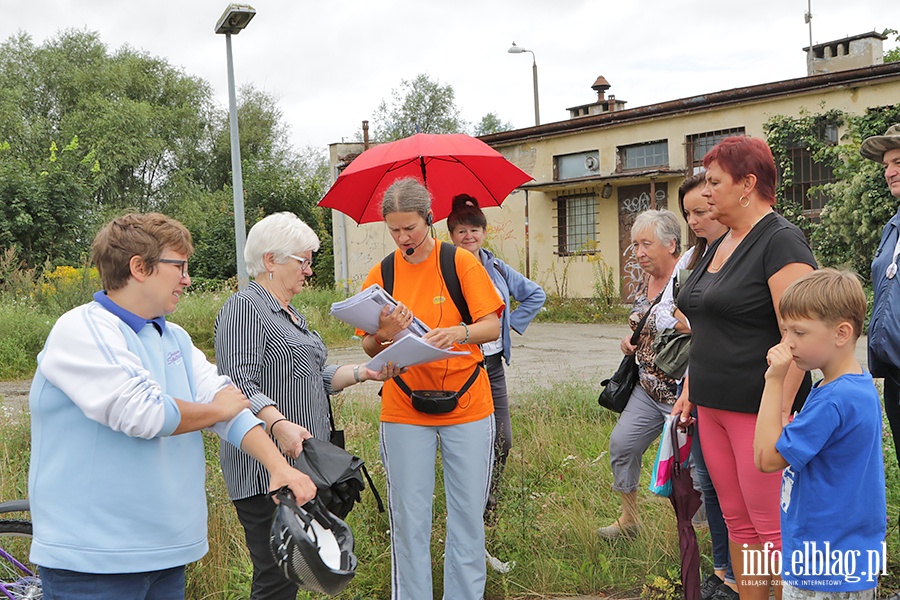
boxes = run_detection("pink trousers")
[697,406,782,549]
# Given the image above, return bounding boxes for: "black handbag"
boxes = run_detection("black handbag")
[392,363,482,415]
[598,353,639,412]
[320,395,383,515]
[597,290,663,412]
[293,437,377,519]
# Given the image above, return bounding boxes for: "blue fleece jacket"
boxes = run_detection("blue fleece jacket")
[28,295,261,573]
[478,248,546,365]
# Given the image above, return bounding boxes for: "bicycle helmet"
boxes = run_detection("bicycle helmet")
[269,487,357,596]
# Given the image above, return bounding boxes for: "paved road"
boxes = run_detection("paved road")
[327,322,634,389]
[327,321,870,390]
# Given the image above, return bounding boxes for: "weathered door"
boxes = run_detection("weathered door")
[617,184,668,303]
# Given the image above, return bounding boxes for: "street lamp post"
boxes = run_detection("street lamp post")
[508,42,540,126]
[215,3,256,289]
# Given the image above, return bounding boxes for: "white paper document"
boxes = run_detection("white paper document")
[329,284,428,339]
[365,335,469,371]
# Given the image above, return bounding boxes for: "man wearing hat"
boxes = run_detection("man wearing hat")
[860,124,900,467]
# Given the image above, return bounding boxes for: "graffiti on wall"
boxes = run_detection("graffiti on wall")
[617,185,668,303]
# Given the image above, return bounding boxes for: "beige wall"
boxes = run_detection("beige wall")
[328,78,900,298]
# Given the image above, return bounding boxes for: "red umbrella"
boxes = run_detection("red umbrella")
[318,133,533,224]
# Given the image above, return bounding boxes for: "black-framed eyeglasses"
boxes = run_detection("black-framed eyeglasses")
[159,258,188,278]
[288,254,313,270]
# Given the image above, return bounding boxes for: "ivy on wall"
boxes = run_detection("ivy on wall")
[765,108,846,236]
[764,105,900,283]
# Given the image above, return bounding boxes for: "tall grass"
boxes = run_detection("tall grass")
[3,255,899,597]
[0,380,686,598]
[5,371,900,598]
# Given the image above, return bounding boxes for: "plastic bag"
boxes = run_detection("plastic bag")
[648,414,693,497]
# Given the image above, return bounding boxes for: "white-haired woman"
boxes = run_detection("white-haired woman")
[598,209,682,539]
[214,211,399,600]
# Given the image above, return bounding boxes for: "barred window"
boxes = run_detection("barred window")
[556,193,597,255]
[780,122,838,220]
[686,128,746,168]
[618,140,668,171]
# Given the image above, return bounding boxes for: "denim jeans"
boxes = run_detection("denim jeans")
[41,565,185,600]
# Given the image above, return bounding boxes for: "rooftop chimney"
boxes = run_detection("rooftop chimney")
[567,75,626,118]
[592,76,611,101]
[804,31,887,76]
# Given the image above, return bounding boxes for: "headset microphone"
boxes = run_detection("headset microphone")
[405,235,428,256]
[405,212,434,256]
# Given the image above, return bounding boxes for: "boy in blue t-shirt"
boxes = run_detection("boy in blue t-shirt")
[754,268,885,600]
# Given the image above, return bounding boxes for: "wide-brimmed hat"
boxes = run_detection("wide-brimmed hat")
[860,124,900,162]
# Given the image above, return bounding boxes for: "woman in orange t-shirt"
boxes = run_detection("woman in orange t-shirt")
[359,177,503,600]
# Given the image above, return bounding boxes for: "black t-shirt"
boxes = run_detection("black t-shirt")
[678,213,817,414]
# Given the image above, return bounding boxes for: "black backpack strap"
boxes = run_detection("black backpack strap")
[380,245,471,324]
[380,253,395,296]
[439,243,472,325]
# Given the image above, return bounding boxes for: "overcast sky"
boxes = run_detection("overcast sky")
[2,1,894,153]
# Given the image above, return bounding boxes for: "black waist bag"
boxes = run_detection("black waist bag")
[394,364,482,415]
[411,390,459,414]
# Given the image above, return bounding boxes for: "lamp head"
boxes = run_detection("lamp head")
[215,3,256,35]
[508,42,527,54]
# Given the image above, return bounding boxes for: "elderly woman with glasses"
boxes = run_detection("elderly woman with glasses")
[214,211,399,600]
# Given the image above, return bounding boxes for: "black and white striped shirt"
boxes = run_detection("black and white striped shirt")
[214,281,338,500]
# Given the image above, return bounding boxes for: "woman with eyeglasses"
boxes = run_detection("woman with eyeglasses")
[214,211,400,600]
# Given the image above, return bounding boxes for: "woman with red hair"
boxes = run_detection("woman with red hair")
[674,136,816,600]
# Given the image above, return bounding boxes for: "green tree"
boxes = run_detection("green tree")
[0,137,100,266]
[370,74,467,141]
[883,29,900,63]
[0,29,212,263]
[0,30,332,286]
[243,145,334,288]
[473,112,514,137]
[814,105,900,281]
[200,84,290,193]
[170,83,335,286]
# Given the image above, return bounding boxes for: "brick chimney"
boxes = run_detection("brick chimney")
[805,31,887,75]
